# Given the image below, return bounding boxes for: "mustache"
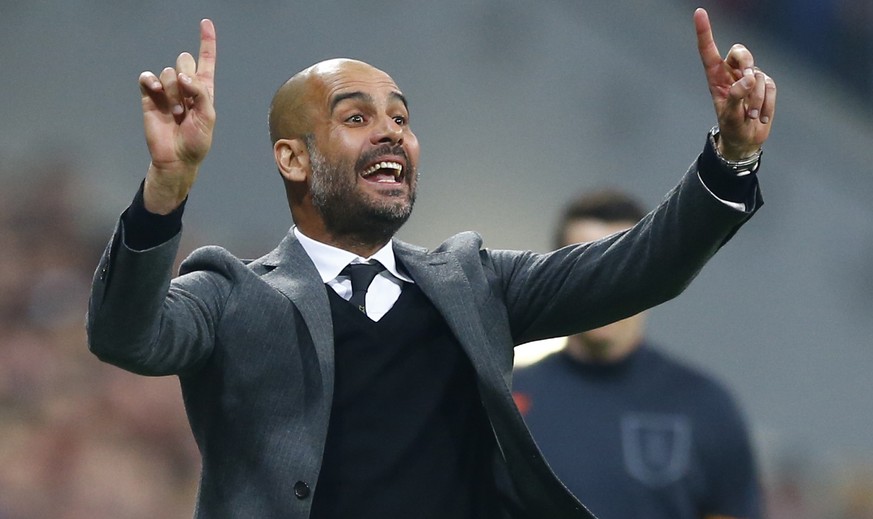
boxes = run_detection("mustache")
[355,145,410,171]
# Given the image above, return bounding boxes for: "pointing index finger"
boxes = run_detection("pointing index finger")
[694,8,722,71]
[196,19,216,100]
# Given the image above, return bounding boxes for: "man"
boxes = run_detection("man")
[86,9,775,519]
[513,189,762,519]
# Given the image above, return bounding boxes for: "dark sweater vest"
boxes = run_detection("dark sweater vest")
[309,283,502,519]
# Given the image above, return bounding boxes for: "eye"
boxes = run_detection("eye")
[346,114,365,124]
[393,115,407,126]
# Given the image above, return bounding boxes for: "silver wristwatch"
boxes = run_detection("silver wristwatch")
[708,126,762,175]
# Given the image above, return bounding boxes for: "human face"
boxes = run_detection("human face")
[308,137,416,241]
[306,61,420,241]
[563,218,646,362]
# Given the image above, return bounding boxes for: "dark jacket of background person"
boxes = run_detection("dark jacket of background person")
[514,344,761,518]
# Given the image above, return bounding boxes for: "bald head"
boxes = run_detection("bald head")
[268,57,419,256]
[268,58,396,144]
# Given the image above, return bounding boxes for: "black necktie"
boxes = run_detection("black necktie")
[341,262,385,314]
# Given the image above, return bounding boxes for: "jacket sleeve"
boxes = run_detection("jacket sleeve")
[86,218,232,376]
[487,162,762,345]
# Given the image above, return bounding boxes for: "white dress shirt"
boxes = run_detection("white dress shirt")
[293,227,413,321]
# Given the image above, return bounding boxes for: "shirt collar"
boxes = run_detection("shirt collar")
[293,227,413,284]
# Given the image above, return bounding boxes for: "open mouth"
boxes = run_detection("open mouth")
[361,161,403,184]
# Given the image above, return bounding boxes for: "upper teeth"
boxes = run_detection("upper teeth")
[363,161,403,177]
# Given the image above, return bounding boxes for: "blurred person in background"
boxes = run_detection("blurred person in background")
[513,189,762,519]
[85,9,775,519]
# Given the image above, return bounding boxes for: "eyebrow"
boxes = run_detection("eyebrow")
[329,90,409,114]
[389,91,409,111]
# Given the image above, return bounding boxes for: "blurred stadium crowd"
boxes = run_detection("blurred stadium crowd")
[0,156,200,518]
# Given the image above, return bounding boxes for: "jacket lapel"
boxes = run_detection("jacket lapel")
[393,241,502,381]
[254,231,336,392]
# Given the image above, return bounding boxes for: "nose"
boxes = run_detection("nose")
[371,115,403,145]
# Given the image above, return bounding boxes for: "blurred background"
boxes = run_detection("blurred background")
[1,0,871,517]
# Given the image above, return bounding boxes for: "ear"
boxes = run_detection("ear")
[273,138,310,182]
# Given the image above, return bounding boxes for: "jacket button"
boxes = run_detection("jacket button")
[293,481,310,499]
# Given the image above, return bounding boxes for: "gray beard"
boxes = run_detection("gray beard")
[308,143,416,245]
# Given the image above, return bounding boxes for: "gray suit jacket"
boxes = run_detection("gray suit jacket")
[87,166,759,518]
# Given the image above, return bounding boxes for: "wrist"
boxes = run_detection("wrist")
[123,180,185,250]
[708,126,762,175]
[144,164,197,214]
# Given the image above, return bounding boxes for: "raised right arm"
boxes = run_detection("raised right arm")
[86,20,223,376]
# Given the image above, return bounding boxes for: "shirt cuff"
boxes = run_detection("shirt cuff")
[120,181,186,251]
[697,130,760,211]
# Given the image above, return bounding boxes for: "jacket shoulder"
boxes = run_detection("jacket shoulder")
[395,230,485,255]
[178,245,250,278]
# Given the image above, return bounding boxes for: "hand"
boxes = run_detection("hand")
[694,8,776,161]
[139,19,216,214]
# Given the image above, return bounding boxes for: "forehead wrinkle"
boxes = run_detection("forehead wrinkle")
[328,89,409,116]
[329,91,374,115]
